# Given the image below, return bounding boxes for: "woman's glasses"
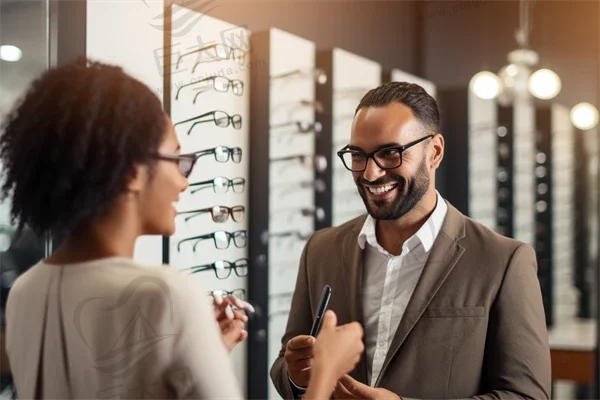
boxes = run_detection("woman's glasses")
[154,153,198,178]
[186,258,249,279]
[177,205,245,223]
[189,176,245,194]
[154,147,241,179]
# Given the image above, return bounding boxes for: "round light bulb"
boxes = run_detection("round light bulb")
[528,68,561,100]
[570,102,599,130]
[469,71,502,100]
[0,45,23,62]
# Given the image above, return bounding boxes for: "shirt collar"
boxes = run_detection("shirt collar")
[358,190,448,254]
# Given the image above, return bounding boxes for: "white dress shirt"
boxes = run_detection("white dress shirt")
[359,191,448,386]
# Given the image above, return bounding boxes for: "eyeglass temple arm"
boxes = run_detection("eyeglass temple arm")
[173,111,214,128]
[177,234,211,252]
[187,119,215,136]
[175,77,214,100]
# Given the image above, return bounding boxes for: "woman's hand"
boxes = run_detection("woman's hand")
[303,310,364,400]
[211,294,254,352]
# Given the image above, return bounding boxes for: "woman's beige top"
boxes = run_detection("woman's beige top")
[5,256,244,399]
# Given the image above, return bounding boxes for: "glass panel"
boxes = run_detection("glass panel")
[0,0,49,392]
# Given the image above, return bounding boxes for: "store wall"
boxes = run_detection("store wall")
[191,1,420,75]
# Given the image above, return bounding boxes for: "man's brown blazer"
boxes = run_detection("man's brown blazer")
[270,201,551,399]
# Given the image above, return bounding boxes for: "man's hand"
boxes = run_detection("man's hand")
[333,374,400,400]
[211,293,253,352]
[284,335,316,387]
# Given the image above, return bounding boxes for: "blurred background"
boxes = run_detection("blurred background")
[0,1,599,399]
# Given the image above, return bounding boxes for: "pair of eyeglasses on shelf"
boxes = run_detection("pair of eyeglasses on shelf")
[270,154,328,174]
[211,288,246,300]
[271,68,327,85]
[174,110,242,134]
[260,230,312,245]
[189,176,245,195]
[175,44,246,71]
[177,230,247,252]
[185,258,249,279]
[175,76,244,102]
[272,179,326,197]
[270,99,325,116]
[193,146,242,164]
[270,206,325,223]
[336,135,434,172]
[178,205,245,223]
[270,121,322,134]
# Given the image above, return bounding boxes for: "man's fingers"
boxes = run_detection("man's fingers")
[284,346,313,362]
[321,310,338,330]
[232,308,248,323]
[333,381,354,400]
[286,335,315,350]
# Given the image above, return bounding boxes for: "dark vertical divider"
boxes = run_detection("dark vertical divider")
[436,88,468,213]
[574,128,592,319]
[247,30,271,400]
[534,108,553,327]
[496,105,514,238]
[314,50,334,230]
[162,1,172,264]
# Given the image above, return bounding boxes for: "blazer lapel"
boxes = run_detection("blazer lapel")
[374,203,466,386]
[340,214,368,382]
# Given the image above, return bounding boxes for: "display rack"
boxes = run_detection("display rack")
[165,3,252,390]
[248,28,321,400]
[315,48,381,229]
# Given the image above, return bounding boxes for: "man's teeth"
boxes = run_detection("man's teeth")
[367,184,396,195]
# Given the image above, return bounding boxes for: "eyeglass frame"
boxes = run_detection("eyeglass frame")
[336,134,434,172]
[193,77,244,104]
[192,146,242,164]
[177,230,247,252]
[211,288,246,300]
[175,44,246,71]
[175,76,244,101]
[191,44,246,73]
[177,205,245,223]
[188,258,249,279]
[153,152,199,178]
[173,111,242,135]
[189,176,246,195]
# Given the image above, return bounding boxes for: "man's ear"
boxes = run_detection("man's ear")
[126,164,148,194]
[430,133,444,169]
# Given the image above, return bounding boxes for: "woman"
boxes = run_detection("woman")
[0,58,363,399]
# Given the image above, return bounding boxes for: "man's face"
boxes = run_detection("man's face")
[348,102,432,220]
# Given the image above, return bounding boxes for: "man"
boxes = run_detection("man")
[270,82,551,399]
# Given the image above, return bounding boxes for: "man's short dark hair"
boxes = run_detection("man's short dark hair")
[355,81,440,135]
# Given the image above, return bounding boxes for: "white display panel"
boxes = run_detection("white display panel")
[168,5,250,389]
[331,49,381,226]
[390,68,437,99]
[467,91,497,230]
[266,28,317,400]
[512,98,536,245]
[551,103,577,325]
[86,0,165,265]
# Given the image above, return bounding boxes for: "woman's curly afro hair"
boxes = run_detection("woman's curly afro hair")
[0,57,166,237]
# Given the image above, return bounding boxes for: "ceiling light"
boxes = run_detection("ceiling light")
[528,68,561,100]
[469,71,501,100]
[570,102,599,130]
[0,45,23,62]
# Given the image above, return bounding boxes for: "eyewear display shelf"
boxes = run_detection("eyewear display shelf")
[315,48,381,230]
[165,4,251,393]
[249,28,320,400]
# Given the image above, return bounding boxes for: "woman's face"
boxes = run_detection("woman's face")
[136,116,189,236]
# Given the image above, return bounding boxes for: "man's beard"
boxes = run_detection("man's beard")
[356,157,430,220]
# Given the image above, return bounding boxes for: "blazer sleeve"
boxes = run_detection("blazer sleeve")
[164,271,244,400]
[270,233,317,400]
[403,243,552,400]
